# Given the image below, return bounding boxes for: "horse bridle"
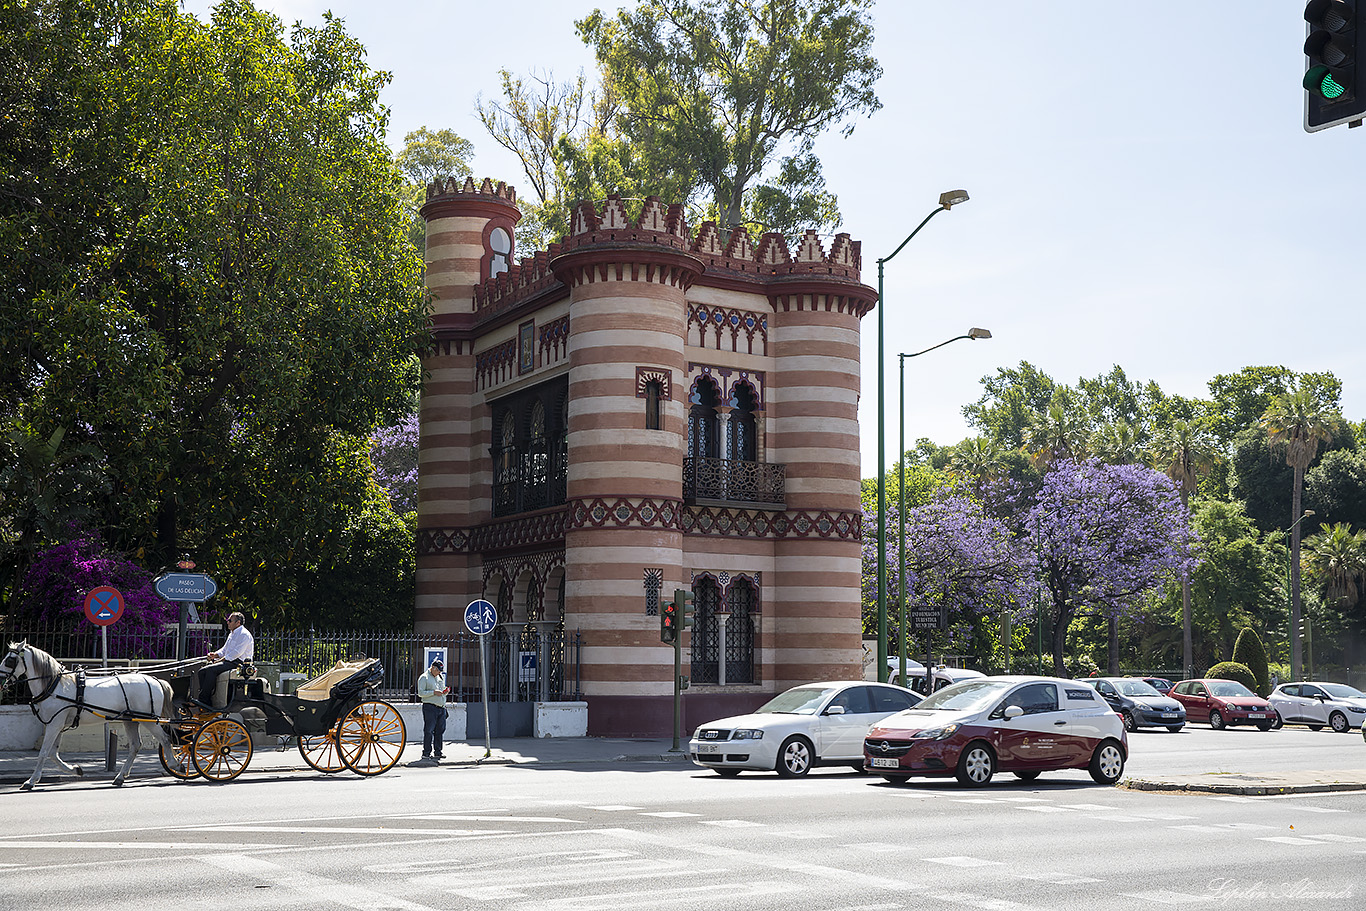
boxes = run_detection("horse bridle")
[0,646,21,679]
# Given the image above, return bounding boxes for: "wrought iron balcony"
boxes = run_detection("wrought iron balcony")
[683,457,786,507]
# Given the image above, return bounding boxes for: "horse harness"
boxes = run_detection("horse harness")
[6,648,165,728]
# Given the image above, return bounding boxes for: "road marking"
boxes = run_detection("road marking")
[1058,803,1118,810]
[1304,833,1366,842]
[200,854,442,911]
[1015,805,1072,813]
[400,815,582,823]
[0,841,275,850]
[928,890,1039,909]
[950,798,998,804]
[1119,889,1212,904]
[637,811,701,818]
[768,830,835,839]
[850,842,905,853]
[1259,836,1327,845]
[195,826,499,835]
[698,819,765,828]
[924,856,1004,868]
[582,806,641,811]
[472,880,799,909]
[1012,871,1101,884]
[996,796,1048,802]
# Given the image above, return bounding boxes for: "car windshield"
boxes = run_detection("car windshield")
[1114,680,1162,697]
[915,679,1012,712]
[756,686,838,715]
[1207,680,1255,697]
[1320,683,1366,699]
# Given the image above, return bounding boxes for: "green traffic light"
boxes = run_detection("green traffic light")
[1306,65,1349,99]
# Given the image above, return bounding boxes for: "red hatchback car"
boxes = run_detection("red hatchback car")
[1168,678,1274,730]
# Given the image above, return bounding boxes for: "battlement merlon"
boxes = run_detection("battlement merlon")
[420,176,521,224]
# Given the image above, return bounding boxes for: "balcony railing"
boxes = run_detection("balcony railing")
[683,457,785,507]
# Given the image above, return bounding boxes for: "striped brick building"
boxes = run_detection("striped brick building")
[417,177,875,736]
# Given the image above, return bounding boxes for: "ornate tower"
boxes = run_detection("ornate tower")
[416,177,520,629]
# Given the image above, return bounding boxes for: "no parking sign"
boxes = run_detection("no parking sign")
[84,587,125,627]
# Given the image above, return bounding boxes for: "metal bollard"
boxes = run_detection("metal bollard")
[105,726,118,771]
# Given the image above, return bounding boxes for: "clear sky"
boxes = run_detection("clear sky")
[183,1,1366,480]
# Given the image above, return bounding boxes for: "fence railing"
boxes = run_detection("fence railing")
[0,622,583,705]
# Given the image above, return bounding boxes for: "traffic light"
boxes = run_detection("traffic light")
[674,589,695,632]
[1304,0,1365,131]
[660,598,677,644]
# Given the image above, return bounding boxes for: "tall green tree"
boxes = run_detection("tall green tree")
[2,0,427,623]
[1151,419,1221,678]
[1302,522,1366,625]
[1262,388,1344,680]
[396,127,474,248]
[577,0,881,233]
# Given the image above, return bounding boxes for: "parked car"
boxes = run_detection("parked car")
[1083,677,1186,732]
[1268,682,1366,732]
[689,681,923,777]
[887,661,987,694]
[1141,677,1174,694]
[1168,679,1275,730]
[863,676,1128,787]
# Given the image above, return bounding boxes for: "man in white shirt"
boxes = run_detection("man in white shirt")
[195,612,254,708]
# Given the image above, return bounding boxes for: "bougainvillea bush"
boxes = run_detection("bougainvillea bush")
[14,527,176,658]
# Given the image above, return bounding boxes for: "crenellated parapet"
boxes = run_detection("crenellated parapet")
[454,188,873,321]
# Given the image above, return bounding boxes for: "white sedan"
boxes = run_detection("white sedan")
[689,681,923,777]
[1268,682,1366,732]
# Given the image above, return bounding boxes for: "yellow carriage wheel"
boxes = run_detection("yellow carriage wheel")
[298,728,347,773]
[159,723,201,780]
[338,701,405,776]
[191,717,253,782]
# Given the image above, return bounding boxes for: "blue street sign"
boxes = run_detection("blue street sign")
[154,572,218,603]
[464,599,497,636]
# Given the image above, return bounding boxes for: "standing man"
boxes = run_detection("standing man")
[196,611,254,708]
[417,659,449,763]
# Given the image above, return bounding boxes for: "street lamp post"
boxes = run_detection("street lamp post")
[875,190,969,682]
[895,329,991,686]
[1287,509,1315,681]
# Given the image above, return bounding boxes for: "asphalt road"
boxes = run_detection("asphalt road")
[1,729,1363,911]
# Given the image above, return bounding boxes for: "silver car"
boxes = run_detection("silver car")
[1268,682,1366,732]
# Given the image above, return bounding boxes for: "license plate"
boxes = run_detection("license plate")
[1162,713,1178,719]
[871,756,900,769]
[1248,713,1266,719]
[696,743,719,754]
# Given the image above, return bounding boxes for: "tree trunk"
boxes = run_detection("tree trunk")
[1050,605,1071,676]
[1180,490,1192,681]
[1108,615,1120,675]
[1291,466,1304,682]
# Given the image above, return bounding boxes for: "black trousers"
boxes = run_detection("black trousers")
[197,658,244,705]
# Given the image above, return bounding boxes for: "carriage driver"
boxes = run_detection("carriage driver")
[194,612,254,709]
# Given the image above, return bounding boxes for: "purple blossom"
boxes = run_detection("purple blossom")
[371,413,418,513]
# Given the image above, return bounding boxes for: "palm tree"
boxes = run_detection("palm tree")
[1150,419,1220,680]
[1261,389,1342,680]
[1092,421,1145,465]
[1022,392,1089,470]
[1303,522,1366,610]
[949,436,1004,496]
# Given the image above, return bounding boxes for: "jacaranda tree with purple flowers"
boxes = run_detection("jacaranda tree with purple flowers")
[1026,459,1196,676]
[371,412,419,515]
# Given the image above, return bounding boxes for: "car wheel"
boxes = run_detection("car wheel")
[1329,711,1350,733]
[1271,712,1284,730]
[1088,739,1125,785]
[881,774,910,785]
[955,741,995,787]
[1308,724,1324,731]
[775,736,813,778]
[1166,725,1184,733]
[1013,770,1041,782]
[714,768,742,778]
[849,762,870,775]
[1123,711,1140,733]
[1209,709,1225,730]
[1256,722,1273,731]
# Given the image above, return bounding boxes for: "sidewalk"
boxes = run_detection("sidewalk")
[0,736,690,786]
[1122,769,1366,796]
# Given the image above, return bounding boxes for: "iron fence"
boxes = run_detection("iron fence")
[1,620,583,705]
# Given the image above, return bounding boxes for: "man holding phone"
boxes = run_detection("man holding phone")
[417,658,449,763]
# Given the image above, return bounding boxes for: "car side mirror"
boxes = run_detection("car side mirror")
[825,705,845,715]
[1003,705,1024,720]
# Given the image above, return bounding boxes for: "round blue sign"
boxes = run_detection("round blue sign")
[464,599,498,636]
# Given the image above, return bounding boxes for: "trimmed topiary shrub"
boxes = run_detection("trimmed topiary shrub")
[1206,661,1258,692]
[1231,628,1271,696]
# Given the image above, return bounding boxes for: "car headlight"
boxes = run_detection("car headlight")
[731,729,764,740]
[1346,706,1365,714]
[910,723,960,741]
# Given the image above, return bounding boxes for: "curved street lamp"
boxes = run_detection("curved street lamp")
[894,329,991,686]
[875,190,970,682]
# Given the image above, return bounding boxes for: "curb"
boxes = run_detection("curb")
[1122,778,1366,796]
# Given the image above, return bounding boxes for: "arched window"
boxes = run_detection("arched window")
[526,401,548,509]
[729,381,758,462]
[644,380,662,430]
[688,377,721,461]
[493,410,518,516]
[553,393,569,504]
[724,579,756,684]
[689,579,721,685]
[489,227,512,278]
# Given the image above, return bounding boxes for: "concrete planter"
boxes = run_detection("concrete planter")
[396,702,467,744]
[534,701,588,738]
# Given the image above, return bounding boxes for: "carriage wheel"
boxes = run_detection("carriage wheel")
[159,724,201,780]
[192,717,254,782]
[298,728,347,773]
[338,700,406,776]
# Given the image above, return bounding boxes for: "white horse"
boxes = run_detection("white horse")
[1,641,180,790]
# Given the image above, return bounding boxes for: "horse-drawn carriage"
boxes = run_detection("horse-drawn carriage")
[1,641,406,789]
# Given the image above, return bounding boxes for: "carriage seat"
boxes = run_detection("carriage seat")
[211,661,260,708]
[293,659,376,702]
